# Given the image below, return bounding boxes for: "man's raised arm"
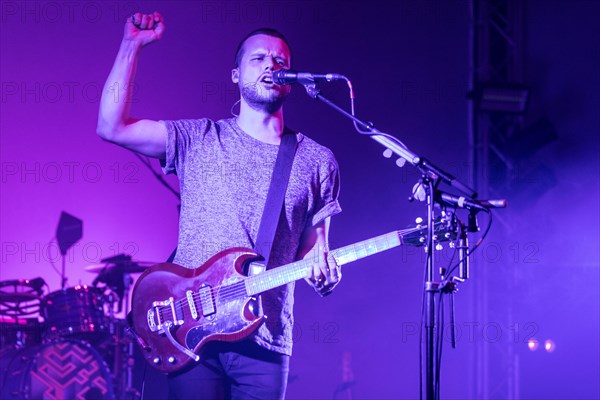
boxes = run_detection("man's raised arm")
[97,12,167,158]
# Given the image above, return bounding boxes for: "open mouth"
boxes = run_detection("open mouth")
[260,75,274,84]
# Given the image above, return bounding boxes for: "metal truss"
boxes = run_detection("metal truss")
[469,0,525,398]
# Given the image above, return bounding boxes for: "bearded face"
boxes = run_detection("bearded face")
[233,34,292,113]
[238,79,289,113]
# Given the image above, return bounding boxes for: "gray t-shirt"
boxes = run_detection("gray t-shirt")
[161,117,341,355]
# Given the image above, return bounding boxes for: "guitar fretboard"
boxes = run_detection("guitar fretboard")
[244,231,403,296]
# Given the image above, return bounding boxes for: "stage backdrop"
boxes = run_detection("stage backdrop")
[1,1,598,399]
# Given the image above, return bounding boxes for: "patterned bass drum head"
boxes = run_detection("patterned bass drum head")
[0,339,115,399]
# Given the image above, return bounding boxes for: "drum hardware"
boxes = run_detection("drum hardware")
[42,285,109,340]
[84,253,155,400]
[85,254,154,274]
[1,253,154,399]
[95,318,142,400]
[87,253,153,314]
[0,317,44,349]
[0,278,46,350]
[0,278,46,318]
[0,292,38,303]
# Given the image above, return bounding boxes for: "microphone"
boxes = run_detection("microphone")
[438,192,507,212]
[457,230,469,280]
[273,69,345,85]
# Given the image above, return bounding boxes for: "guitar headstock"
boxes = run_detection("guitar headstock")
[401,215,457,248]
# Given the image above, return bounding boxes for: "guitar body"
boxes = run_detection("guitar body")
[131,248,264,374]
[130,219,452,374]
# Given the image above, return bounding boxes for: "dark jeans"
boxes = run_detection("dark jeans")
[167,340,290,400]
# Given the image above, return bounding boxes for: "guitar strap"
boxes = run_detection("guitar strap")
[253,127,298,269]
[166,128,298,269]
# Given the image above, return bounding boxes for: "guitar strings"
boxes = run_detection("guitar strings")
[157,226,424,318]
[157,226,427,319]
[167,256,312,315]
[169,230,387,312]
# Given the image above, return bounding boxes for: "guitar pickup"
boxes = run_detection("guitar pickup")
[186,290,198,320]
[147,297,184,333]
[199,284,216,316]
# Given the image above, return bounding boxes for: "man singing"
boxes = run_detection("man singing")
[97,12,342,399]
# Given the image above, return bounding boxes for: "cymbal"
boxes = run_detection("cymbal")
[85,261,155,274]
[0,291,39,303]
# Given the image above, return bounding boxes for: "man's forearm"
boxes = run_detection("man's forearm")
[97,39,142,140]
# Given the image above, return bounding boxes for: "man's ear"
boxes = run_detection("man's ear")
[231,68,239,83]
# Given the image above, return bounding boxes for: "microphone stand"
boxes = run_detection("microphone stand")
[301,84,477,198]
[301,82,477,400]
[423,177,437,400]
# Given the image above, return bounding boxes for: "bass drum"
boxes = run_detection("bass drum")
[0,339,115,400]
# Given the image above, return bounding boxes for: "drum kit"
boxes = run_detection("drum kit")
[0,255,155,400]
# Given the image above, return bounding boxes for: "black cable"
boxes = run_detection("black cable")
[131,152,181,201]
[435,291,445,400]
[442,219,463,279]
[441,209,493,283]
[140,363,147,399]
[431,210,493,398]
[47,236,63,277]
[419,288,425,400]
[346,78,413,152]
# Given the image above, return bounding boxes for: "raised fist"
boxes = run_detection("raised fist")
[124,12,165,47]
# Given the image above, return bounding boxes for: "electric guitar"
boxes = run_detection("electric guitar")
[130,219,454,374]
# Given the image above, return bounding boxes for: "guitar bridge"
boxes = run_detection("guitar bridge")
[147,297,184,333]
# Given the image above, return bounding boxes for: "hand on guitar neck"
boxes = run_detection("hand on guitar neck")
[305,250,340,297]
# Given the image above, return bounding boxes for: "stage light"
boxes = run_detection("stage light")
[527,338,539,351]
[475,85,530,113]
[544,339,556,353]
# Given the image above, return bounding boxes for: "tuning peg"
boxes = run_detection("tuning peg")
[383,149,393,158]
[435,243,443,251]
[396,158,406,167]
[415,217,423,224]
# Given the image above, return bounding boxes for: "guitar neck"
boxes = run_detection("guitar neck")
[244,231,403,296]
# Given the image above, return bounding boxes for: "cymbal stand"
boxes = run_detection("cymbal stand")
[120,273,139,399]
[102,273,139,399]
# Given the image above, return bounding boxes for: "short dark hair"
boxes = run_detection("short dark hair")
[234,28,291,68]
